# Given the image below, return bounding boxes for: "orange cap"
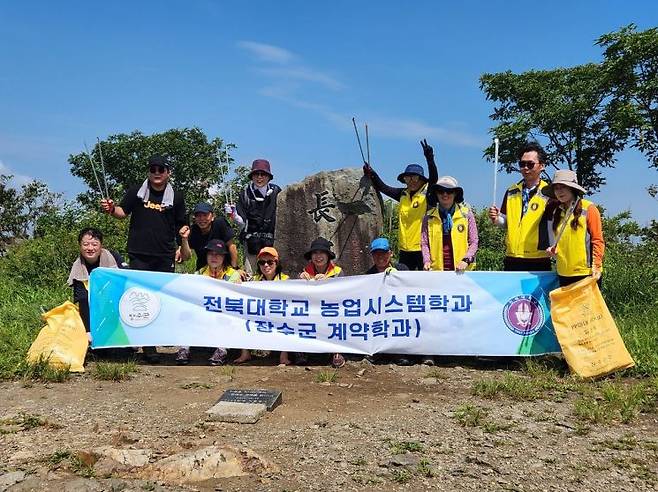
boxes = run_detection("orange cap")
[257,246,279,260]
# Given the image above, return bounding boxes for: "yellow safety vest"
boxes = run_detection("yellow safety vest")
[426,205,475,271]
[252,272,289,281]
[504,180,549,259]
[552,199,596,277]
[398,183,428,252]
[197,265,238,281]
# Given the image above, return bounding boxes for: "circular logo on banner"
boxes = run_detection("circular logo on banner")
[502,295,544,336]
[119,287,161,328]
[530,202,539,211]
[457,224,465,233]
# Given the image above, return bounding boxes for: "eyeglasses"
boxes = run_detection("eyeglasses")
[257,259,276,266]
[149,165,167,174]
[252,171,269,178]
[518,160,538,170]
[436,188,455,195]
[403,175,421,181]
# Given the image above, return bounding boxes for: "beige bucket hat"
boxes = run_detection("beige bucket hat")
[542,169,586,198]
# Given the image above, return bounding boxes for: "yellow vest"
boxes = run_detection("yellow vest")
[398,183,428,252]
[552,199,595,277]
[426,205,475,271]
[197,265,238,281]
[252,272,289,281]
[504,180,549,259]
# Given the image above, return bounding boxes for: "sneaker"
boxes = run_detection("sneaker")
[421,356,435,366]
[295,353,308,366]
[331,353,346,369]
[176,348,190,365]
[142,347,161,364]
[209,348,228,366]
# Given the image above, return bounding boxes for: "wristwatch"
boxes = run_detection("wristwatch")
[462,257,474,265]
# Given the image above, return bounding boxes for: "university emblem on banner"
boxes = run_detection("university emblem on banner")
[119,287,161,328]
[502,295,544,336]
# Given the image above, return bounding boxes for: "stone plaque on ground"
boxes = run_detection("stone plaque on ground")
[275,167,384,276]
[218,388,282,411]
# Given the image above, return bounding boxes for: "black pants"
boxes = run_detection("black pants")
[128,253,175,273]
[503,256,552,272]
[558,274,603,289]
[398,250,424,271]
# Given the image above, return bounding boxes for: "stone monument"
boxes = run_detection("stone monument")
[275,167,384,276]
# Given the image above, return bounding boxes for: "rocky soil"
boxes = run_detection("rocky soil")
[1,353,656,491]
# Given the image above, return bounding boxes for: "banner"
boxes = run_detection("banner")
[89,268,561,356]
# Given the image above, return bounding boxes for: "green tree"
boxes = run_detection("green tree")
[69,127,235,211]
[480,63,631,192]
[597,24,658,168]
[0,175,61,249]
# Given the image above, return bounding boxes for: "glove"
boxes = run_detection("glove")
[420,139,434,161]
[224,203,234,216]
[363,163,373,177]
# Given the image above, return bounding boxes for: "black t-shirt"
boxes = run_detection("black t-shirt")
[188,218,235,270]
[120,184,186,258]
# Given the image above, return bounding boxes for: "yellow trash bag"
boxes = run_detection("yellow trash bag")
[26,301,88,373]
[549,276,634,378]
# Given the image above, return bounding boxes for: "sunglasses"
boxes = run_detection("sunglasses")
[252,171,270,178]
[149,165,167,174]
[257,259,276,266]
[518,160,538,170]
[436,188,456,195]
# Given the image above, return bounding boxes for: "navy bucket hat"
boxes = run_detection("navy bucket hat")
[397,164,427,183]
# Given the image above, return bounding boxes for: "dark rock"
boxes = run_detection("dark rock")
[275,168,384,276]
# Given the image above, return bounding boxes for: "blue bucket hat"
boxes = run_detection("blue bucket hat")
[397,164,427,183]
[370,237,391,253]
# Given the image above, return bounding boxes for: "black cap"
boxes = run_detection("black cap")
[205,239,228,255]
[193,202,213,214]
[147,154,171,169]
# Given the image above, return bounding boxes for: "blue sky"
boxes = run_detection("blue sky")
[2,1,657,223]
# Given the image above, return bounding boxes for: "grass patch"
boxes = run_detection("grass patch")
[315,370,339,383]
[416,459,434,477]
[573,380,657,424]
[0,412,49,433]
[218,365,235,377]
[424,367,447,379]
[91,361,139,381]
[0,277,69,380]
[391,468,413,483]
[20,356,71,383]
[180,381,214,390]
[453,404,511,434]
[472,373,539,401]
[387,440,423,454]
[453,403,489,427]
[47,450,96,478]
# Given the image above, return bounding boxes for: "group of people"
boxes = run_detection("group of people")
[366,140,604,287]
[67,139,605,368]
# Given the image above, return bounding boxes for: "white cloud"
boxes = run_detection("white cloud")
[238,41,483,148]
[0,160,34,187]
[237,41,296,64]
[238,40,345,92]
[366,116,485,148]
[258,67,345,91]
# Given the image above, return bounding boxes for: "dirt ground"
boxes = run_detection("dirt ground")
[1,351,657,491]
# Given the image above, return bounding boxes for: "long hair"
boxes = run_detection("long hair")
[545,198,582,232]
